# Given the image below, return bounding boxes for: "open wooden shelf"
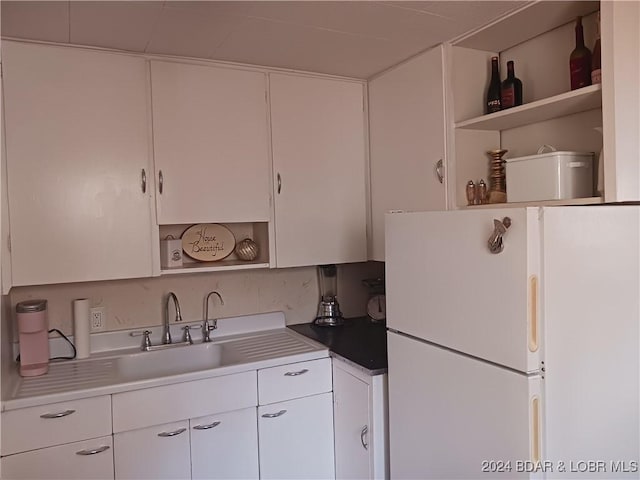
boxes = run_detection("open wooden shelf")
[460,196,603,209]
[455,84,602,131]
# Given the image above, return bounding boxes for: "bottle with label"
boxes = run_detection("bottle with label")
[501,61,523,109]
[486,56,502,114]
[569,16,592,90]
[591,12,601,84]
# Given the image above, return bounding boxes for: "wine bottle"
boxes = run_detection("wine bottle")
[486,56,502,114]
[501,60,523,109]
[591,12,601,84]
[570,16,592,90]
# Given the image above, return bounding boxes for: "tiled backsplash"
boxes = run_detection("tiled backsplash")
[7,263,384,340]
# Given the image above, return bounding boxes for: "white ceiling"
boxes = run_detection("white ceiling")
[1,1,527,78]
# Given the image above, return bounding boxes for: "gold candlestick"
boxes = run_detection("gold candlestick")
[487,149,508,203]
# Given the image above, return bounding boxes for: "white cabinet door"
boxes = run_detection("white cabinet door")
[151,60,271,224]
[114,420,191,480]
[333,365,371,480]
[190,407,259,480]
[1,436,114,480]
[601,1,640,202]
[2,41,157,286]
[368,46,447,261]
[270,73,367,267]
[258,392,335,479]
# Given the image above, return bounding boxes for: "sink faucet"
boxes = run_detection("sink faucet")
[203,291,224,342]
[164,292,183,344]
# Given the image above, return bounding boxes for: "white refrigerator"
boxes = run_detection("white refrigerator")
[385,207,639,479]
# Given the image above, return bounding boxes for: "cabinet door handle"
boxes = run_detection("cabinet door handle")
[76,445,110,456]
[158,170,164,194]
[435,159,444,184]
[360,425,369,450]
[141,169,147,194]
[193,421,221,430]
[40,409,75,419]
[284,368,309,377]
[277,173,282,194]
[261,410,287,418]
[157,427,186,437]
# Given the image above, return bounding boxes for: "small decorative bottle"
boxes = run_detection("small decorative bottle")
[569,16,592,90]
[501,61,523,109]
[591,12,602,85]
[486,57,502,114]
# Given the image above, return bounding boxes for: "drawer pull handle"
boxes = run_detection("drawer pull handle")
[284,369,309,377]
[262,410,287,418]
[76,445,110,456]
[157,427,187,437]
[193,421,221,430]
[360,425,369,450]
[40,409,76,419]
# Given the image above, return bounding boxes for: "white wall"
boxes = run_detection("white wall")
[7,262,384,341]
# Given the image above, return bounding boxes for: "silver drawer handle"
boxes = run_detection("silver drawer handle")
[284,368,309,377]
[40,409,76,419]
[76,445,110,456]
[193,421,221,430]
[157,427,187,437]
[360,425,369,450]
[262,410,287,418]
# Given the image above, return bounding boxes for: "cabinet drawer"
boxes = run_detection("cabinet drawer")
[1,435,113,480]
[112,370,257,432]
[1,395,112,456]
[258,358,332,405]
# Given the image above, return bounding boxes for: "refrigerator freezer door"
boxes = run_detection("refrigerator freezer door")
[385,208,541,373]
[388,331,541,479]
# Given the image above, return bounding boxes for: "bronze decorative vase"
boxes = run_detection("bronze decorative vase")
[487,149,508,203]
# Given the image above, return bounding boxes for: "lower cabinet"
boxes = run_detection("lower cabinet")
[190,407,259,480]
[114,420,191,480]
[1,435,114,480]
[258,392,335,480]
[333,359,389,480]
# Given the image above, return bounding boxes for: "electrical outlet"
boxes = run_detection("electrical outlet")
[90,306,107,332]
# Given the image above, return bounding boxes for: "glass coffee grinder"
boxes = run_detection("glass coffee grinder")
[314,264,344,326]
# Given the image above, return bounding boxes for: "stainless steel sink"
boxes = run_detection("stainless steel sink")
[117,341,239,381]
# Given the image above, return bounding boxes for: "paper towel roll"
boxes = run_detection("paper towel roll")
[73,299,90,359]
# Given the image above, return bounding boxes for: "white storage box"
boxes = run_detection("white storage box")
[505,150,594,202]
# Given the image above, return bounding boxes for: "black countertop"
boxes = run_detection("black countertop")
[288,317,388,375]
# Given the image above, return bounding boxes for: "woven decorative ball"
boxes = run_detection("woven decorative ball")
[235,238,259,261]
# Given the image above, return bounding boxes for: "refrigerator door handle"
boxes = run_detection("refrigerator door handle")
[529,275,539,352]
[531,396,541,463]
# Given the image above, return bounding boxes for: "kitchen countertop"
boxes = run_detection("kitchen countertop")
[288,316,387,375]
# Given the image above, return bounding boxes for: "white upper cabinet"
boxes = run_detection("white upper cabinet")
[150,61,271,224]
[2,42,158,286]
[368,45,447,261]
[269,73,367,267]
[601,0,640,202]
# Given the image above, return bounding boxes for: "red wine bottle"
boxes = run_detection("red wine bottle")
[486,56,502,114]
[501,60,523,109]
[591,12,601,84]
[570,16,592,90]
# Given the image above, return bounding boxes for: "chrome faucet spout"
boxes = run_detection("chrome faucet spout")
[203,291,224,342]
[164,292,183,344]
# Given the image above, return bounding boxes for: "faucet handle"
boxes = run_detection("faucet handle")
[202,319,216,343]
[141,330,152,351]
[182,325,194,345]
